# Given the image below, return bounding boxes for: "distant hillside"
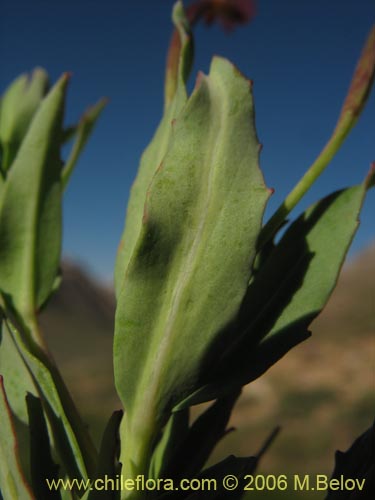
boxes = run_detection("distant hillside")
[40,246,375,485]
[39,261,119,440]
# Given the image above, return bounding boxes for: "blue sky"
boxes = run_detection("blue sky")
[1,0,374,282]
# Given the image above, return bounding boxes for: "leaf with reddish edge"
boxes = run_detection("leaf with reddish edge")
[114,1,193,298]
[114,56,270,480]
[165,0,255,106]
[338,25,375,122]
[258,26,375,249]
[0,375,34,499]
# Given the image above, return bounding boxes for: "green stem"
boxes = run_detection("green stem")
[258,25,375,249]
[258,114,355,248]
[119,414,159,500]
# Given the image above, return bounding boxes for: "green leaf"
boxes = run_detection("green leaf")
[325,422,374,500]
[0,74,67,331]
[86,410,123,500]
[114,57,269,475]
[149,408,189,479]
[178,170,373,407]
[4,318,97,483]
[0,68,49,172]
[26,394,61,500]
[183,429,279,500]
[162,391,240,480]
[0,318,37,424]
[0,375,34,499]
[114,1,192,298]
[164,1,194,108]
[61,98,108,190]
[0,319,38,481]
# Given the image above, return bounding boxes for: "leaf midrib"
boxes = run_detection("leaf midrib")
[133,76,227,420]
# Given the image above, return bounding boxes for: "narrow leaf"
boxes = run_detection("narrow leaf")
[61,98,108,190]
[114,1,192,297]
[182,428,278,499]
[4,318,97,482]
[86,410,123,500]
[325,422,374,499]
[0,74,67,330]
[0,318,38,481]
[149,408,189,479]
[0,68,49,172]
[164,1,194,108]
[0,375,34,499]
[0,318,37,424]
[26,394,61,500]
[165,392,240,481]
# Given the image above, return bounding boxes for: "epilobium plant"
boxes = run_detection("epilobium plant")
[0,1,374,499]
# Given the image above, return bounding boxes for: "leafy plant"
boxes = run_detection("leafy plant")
[0,1,374,499]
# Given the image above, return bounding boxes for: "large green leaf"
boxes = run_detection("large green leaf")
[114,56,269,474]
[114,1,192,297]
[0,68,49,172]
[0,375,34,499]
[0,74,66,330]
[177,170,374,407]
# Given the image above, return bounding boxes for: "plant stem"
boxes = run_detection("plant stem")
[258,25,375,249]
[258,114,355,248]
[119,414,159,500]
